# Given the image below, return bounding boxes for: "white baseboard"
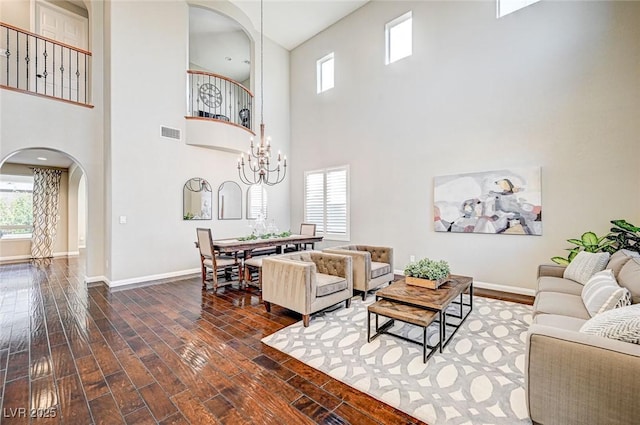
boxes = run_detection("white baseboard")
[0,251,79,262]
[0,254,31,262]
[56,251,79,257]
[85,275,109,284]
[473,280,535,297]
[108,268,200,288]
[393,269,535,297]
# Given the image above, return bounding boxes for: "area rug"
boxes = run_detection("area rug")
[262,296,533,425]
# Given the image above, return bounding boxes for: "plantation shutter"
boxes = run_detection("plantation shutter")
[304,171,325,233]
[326,168,347,235]
[304,166,349,240]
[248,185,267,219]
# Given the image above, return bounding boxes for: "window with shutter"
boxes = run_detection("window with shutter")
[247,185,267,219]
[304,166,349,241]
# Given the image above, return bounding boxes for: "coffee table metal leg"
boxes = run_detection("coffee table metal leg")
[367,311,371,342]
[423,326,428,363]
[439,311,444,353]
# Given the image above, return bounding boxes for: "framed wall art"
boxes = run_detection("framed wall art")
[434,167,542,235]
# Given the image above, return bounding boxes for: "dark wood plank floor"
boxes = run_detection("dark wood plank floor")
[0,257,429,424]
[0,258,532,424]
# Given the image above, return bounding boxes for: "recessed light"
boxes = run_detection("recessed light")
[36,157,47,161]
[225,56,232,61]
[243,60,250,65]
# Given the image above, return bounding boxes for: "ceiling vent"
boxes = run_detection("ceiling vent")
[160,126,181,141]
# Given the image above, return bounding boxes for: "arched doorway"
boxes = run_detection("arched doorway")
[0,148,88,269]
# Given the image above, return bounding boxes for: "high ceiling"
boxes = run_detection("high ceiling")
[190,1,369,82]
[231,0,370,51]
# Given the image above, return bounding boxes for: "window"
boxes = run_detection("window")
[0,175,34,239]
[497,0,541,18]
[316,52,334,93]
[304,166,349,240]
[385,11,412,65]
[247,185,267,219]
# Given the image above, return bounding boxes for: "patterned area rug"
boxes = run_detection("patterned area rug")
[262,296,533,425]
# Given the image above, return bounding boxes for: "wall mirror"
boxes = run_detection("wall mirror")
[218,181,242,220]
[183,177,212,220]
[247,185,268,219]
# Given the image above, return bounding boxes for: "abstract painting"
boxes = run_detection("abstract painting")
[434,167,542,235]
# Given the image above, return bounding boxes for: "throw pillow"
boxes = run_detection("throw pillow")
[618,257,640,304]
[579,304,640,344]
[581,270,631,317]
[563,251,610,284]
[606,249,640,278]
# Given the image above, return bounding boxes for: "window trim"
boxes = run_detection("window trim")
[316,52,335,94]
[385,10,412,65]
[304,165,350,241]
[496,0,542,18]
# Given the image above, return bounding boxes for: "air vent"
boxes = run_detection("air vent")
[160,126,181,140]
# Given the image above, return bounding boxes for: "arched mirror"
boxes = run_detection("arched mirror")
[218,181,242,219]
[183,178,212,220]
[247,185,267,219]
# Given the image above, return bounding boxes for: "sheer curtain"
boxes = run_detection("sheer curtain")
[31,168,63,259]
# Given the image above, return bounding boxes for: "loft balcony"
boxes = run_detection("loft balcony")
[185,70,254,152]
[0,22,92,108]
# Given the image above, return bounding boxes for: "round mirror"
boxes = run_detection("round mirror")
[218,181,242,220]
[183,178,212,220]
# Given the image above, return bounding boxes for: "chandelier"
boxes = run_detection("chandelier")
[237,0,287,186]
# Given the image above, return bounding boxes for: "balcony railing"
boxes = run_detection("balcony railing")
[0,22,92,107]
[187,70,254,133]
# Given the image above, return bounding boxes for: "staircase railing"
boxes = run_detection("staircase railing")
[0,22,92,107]
[187,70,253,133]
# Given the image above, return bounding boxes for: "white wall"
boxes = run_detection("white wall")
[107,0,290,285]
[78,172,86,248]
[0,0,106,279]
[290,0,640,292]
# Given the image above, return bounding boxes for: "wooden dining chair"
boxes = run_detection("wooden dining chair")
[196,228,240,292]
[299,223,317,250]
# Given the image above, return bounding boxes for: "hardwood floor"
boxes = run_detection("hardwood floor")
[0,258,532,424]
[0,258,428,424]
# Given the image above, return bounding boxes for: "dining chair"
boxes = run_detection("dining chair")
[196,228,241,292]
[299,223,317,250]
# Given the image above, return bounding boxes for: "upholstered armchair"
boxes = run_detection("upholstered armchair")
[262,251,353,327]
[323,245,394,300]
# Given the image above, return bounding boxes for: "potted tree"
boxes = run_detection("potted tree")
[404,258,451,289]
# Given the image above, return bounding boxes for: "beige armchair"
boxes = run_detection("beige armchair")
[262,251,353,327]
[323,245,394,300]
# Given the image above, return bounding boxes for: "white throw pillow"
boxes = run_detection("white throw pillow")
[581,270,631,317]
[564,251,610,284]
[579,304,640,344]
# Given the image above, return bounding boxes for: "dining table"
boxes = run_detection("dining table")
[212,234,324,259]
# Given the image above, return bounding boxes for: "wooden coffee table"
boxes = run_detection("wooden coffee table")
[368,275,473,361]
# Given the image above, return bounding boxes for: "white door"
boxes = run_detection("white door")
[34,1,88,101]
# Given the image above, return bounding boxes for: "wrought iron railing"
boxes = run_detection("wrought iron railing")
[0,22,92,106]
[187,70,253,132]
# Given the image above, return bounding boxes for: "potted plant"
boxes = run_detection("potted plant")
[404,258,451,289]
[551,231,612,265]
